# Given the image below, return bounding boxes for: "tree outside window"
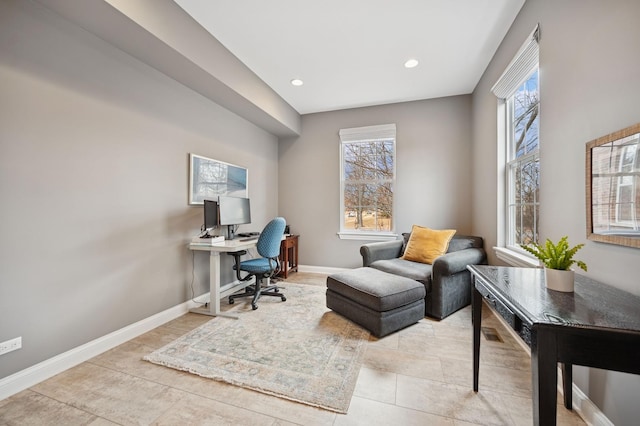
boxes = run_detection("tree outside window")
[507,69,539,246]
[342,140,394,232]
[338,124,396,239]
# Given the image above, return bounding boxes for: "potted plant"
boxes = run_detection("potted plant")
[520,236,587,292]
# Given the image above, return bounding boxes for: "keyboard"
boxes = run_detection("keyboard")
[237,232,260,237]
[239,237,258,242]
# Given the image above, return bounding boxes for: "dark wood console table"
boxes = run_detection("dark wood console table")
[468,265,640,426]
[278,234,299,279]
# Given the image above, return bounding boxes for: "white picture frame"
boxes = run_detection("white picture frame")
[188,153,248,205]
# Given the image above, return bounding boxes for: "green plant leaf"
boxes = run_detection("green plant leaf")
[520,236,587,271]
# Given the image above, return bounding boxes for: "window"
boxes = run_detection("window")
[507,69,539,246]
[493,25,540,263]
[338,124,396,240]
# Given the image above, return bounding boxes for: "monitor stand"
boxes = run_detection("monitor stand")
[226,225,236,240]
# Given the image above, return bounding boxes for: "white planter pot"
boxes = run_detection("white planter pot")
[544,268,575,292]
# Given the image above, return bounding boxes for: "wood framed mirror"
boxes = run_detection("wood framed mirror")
[586,122,640,248]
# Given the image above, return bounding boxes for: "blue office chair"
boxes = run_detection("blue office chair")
[229,217,287,310]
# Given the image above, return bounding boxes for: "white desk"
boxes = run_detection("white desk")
[189,238,258,318]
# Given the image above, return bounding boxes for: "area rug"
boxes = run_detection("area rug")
[143,283,370,413]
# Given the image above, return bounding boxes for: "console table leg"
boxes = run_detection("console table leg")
[532,327,558,425]
[562,363,573,409]
[472,286,482,392]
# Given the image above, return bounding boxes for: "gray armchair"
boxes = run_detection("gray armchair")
[360,234,486,319]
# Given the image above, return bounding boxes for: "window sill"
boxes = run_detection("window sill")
[493,246,540,268]
[337,231,398,241]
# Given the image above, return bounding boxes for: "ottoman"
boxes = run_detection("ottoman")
[326,267,426,337]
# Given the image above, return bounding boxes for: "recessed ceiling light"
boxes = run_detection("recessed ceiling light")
[404,59,419,69]
[291,79,304,86]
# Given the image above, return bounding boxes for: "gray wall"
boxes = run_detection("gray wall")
[279,96,473,268]
[471,0,640,424]
[0,0,278,379]
[4,0,639,422]
[36,0,302,137]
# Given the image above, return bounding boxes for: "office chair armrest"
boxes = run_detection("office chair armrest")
[227,251,251,281]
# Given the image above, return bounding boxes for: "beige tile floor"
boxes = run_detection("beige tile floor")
[0,272,586,425]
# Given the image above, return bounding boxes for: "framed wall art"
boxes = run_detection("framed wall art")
[586,122,640,248]
[188,153,248,205]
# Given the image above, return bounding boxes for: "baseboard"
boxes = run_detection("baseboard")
[572,384,614,426]
[0,295,206,401]
[298,264,349,275]
[487,302,612,425]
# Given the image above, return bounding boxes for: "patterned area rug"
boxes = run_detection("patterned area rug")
[143,283,369,413]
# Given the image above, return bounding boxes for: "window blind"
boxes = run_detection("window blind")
[339,123,396,142]
[491,24,540,99]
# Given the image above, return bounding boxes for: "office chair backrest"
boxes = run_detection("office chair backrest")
[256,217,286,259]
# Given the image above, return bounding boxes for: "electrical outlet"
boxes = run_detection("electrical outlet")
[0,337,22,355]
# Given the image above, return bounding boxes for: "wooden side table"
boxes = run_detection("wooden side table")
[279,235,299,278]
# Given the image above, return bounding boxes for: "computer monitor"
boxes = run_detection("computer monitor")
[218,196,251,226]
[203,199,218,232]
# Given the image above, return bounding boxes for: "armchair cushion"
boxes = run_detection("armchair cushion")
[402,225,456,264]
[368,258,433,291]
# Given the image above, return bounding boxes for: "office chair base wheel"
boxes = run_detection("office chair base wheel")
[251,303,258,310]
[281,296,286,302]
[228,299,235,304]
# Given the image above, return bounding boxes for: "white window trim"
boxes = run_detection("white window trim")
[338,123,398,241]
[494,246,540,268]
[493,24,540,264]
[337,231,398,241]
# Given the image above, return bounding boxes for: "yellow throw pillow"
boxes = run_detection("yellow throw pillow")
[402,225,456,264]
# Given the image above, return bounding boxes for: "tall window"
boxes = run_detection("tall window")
[339,124,396,240]
[507,69,539,245]
[493,25,540,251]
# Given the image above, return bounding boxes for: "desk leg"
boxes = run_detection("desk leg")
[532,327,558,426]
[472,286,482,392]
[562,363,573,409]
[209,250,221,314]
[189,251,240,319]
[189,251,221,316]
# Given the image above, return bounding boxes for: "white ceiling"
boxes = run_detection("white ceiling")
[174,0,524,115]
